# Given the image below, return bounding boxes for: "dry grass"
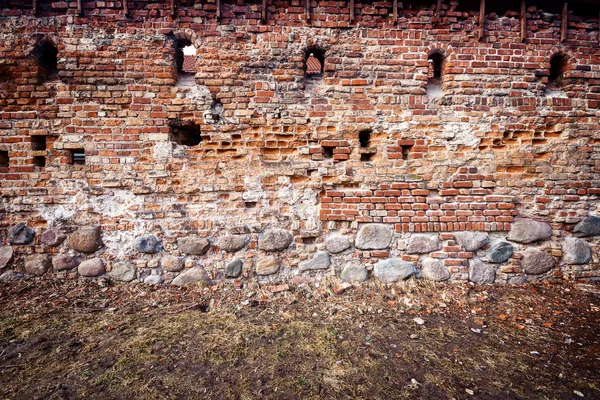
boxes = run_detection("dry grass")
[0,279,599,399]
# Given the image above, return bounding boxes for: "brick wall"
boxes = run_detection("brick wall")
[0,0,599,284]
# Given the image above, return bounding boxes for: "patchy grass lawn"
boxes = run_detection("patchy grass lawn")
[1,279,599,399]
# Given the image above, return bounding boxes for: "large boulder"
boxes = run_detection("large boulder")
[454,232,489,252]
[325,235,351,254]
[258,229,294,252]
[219,235,250,253]
[299,251,330,272]
[40,229,67,247]
[177,236,210,255]
[573,216,600,237]
[355,224,393,250]
[373,258,415,282]
[468,259,495,284]
[68,226,104,253]
[225,259,243,278]
[134,235,162,254]
[487,241,513,263]
[78,258,106,277]
[52,253,83,271]
[0,246,13,269]
[406,234,441,254]
[340,263,368,282]
[8,224,35,245]
[507,218,552,244]
[256,256,279,275]
[24,254,51,276]
[110,262,137,282]
[521,249,555,275]
[562,238,592,265]
[421,258,450,281]
[171,267,212,287]
[161,255,185,272]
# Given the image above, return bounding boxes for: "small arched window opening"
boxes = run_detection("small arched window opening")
[304,47,325,80]
[427,51,445,98]
[548,53,567,88]
[33,39,58,83]
[175,39,197,86]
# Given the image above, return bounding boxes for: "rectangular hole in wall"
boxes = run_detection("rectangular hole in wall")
[359,129,371,148]
[361,153,374,162]
[322,146,334,158]
[402,145,413,160]
[70,149,85,165]
[33,155,45,168]
[31,135,47,151]
[0,151,8,167]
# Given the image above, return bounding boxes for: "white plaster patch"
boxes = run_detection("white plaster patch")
[444,123,481,149]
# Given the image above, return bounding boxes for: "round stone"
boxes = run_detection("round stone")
[421,258,450,281]
[78,257,106,277]
[68,226,104,253]
[340,263,368,282]
[24,254,51,276]
[40,229,67,247]
[258,229,294,252]
[134,235,162,254]
[373,258,415,282]
[355,224,393,250]
[8,225,35,245]
[521,249,555,275]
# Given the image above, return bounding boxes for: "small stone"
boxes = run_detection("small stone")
[78,258,106,277]
[468,259,496,284]
[454,232,489,252]
[52,253,82,271]
[325,235,351,254]
[340,262,368,282]
[24,254,51,276]
[373,258,416,282]
[421,257,450,281]
[573,216,600,237]
[332,282,352,295]
[68,226,104,253]
[413,317,425,325]
[562,237,592,265]
[0,270,23,281]
[7,224,35,245]
[258,229,294,252]
[229,225,251,235]
[134,235,162,254]
[171,267,212,287]
[110,262,137,282]
[487,241,513,263]
[161,255,185,272]
[299,251,330,272]
[355,224,393,250]
[40,229,67,247]
[0,246,13,269]
[521,248,555,275]
[256,255,279,275]
[406,234,441,254]
[225,259,243,278]
[144,275,163,285]
[219,235,250,253]
[270,283,290,293]
[507,218,552,243]
[177,236,210,255]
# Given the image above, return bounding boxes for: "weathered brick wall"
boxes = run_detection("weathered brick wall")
[0,0,599,286]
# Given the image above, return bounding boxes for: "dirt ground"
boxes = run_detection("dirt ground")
[0,278,599,400]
